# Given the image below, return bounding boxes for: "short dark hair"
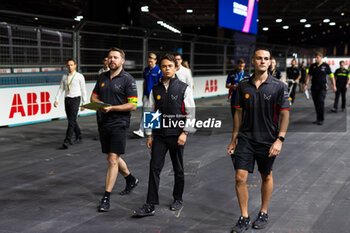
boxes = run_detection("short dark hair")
[254,47,272,57]
[315,52,323,58]
[270,57,276,61]
[108,47,125,59]
[237,59,246,65]
[340,60,345,65]
[67,58,76,64]
[174,53,182,58]
[160,53,177,67]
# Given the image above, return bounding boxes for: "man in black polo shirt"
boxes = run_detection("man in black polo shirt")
[331,60,350,112]
[227,48,290,233]
[91,47,139,212]
[305,52,336,125]
[133,53,195,217]
[286,59,301,104]
[268,57,281,80]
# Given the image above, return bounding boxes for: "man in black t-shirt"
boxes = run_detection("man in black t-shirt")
[91,47,139,212]
[286,59,301,104]
[331,61,350,112]
[305,53,336,125]
[227,48,290,232]
[268,57,282,80]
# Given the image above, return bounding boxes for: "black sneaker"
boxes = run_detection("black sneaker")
[252,212,269,229]
[169,200,183,211]
[74,137,82,144]
[98,197,110,212]
[231,216,251,233]
[133,204,155,217]
[120,178,139,195]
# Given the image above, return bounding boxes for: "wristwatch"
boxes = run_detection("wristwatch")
[183,131,189,135]
[277,136,285,142]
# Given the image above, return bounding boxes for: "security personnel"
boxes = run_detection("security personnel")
[268,57,282,80]
[133,52,162,138]
[227,48,290,232]
[91,47,139,212]
[331,60,350,112]
[226,59,249,118]
[286,59,301,104]
[54,59,87,149]
[305,52,336,125]
[133,53,195,217]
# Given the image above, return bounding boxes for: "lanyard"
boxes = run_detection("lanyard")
[67,71,77,91]
[271,69,276,76]
[235,71,244,82]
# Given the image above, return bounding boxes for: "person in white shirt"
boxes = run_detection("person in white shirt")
[54,59,87,149]
[98,57,110,75]
[175,53,194,89]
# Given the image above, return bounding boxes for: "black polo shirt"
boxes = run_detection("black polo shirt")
[286,66,300,80]
[334,68,350,86]
[308,62,333,90]
[234,75,290,145]
[93,69,138,127]
[269,68,281,80]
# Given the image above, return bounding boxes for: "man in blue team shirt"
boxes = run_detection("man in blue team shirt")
[133,53,162,138]
[226,59,249,118]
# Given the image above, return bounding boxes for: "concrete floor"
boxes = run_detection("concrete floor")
[0,90,349,233]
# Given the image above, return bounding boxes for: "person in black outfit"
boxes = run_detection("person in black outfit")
[286,59,301,104]
[227,48,290,233]
[331,61,350,112]
[268,57,282,80]
[299,61,307,92]
[305,52,336,125]
[133,53,195,217]
[91,47,139,212]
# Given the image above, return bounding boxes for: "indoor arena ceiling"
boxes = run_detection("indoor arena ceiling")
[1,0,350,48]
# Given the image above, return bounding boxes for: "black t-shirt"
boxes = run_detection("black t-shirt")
[334,68,350,86]
[308,62,333,90]
[234,75,290,145]
[286,66,300,80]
[269,68,281,80]
[93,69,138,127]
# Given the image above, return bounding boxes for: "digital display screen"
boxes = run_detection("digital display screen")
[218,0,258,35]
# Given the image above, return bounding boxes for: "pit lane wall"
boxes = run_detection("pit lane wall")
[0,75,227,127]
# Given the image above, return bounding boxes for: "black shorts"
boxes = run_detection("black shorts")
[99,126,127,155]
[232,136,275,175]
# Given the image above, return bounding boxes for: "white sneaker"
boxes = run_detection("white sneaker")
[133,130,144,138]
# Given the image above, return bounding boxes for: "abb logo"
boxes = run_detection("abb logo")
[205,79,218,93]
[9,92,51,118]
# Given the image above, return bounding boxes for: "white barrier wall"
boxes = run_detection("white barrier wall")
[0,75,227,127]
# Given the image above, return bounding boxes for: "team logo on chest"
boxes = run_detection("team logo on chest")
[157,95,161,100]
[245,93,250,99]
[101,83,105,87]
[171,94,178,100]
[264,93,272,100]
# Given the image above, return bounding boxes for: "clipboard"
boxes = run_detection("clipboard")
[81,102,111,111]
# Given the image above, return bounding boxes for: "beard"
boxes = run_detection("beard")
[109,63,121,70]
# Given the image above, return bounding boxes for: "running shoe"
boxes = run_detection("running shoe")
[170,200,183,211]
[231,216,251,233]
[120,178,139,195]
[252,211,269,229]
[98,197,110,212]
[133,204,155,217]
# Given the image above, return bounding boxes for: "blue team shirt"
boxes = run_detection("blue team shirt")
[226,70,249,102]
[144,65,162,97]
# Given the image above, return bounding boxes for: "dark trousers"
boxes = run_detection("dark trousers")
[311,89,327,122]
[289,83,297,103]
[333,85,347,110]
[64,97,81,142]
[147,135,185,205]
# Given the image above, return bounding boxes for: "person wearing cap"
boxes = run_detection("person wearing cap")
[133,53,162,138]
[305,52,336,125]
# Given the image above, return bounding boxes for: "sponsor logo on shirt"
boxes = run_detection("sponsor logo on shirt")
[245,93,250,99]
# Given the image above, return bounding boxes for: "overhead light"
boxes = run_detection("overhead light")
[347,23,350,26]
[34,17,39,21]
[339,25,343,29]
[323,19,330,23]
[300,19,307,23]
[186,9,193,13]
[74,15,83,21]
[329,22,336,26]
[282,25,289,29]
[341,12,345,16]
[157,20,181,34]
[257,19,259,22]
[276,18,283,23]
[262,27,269,31]
[305,24,311,28]
[141,6,149,12]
